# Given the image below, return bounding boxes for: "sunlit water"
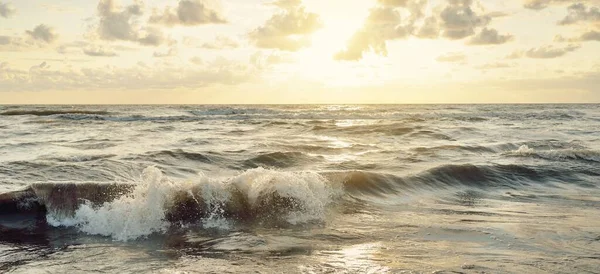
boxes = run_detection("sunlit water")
[0,105,599,273]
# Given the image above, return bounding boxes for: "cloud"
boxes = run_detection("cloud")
[0,36,9,45]
[439,0,491,40]
[415,0,496,40]
[558,3,600,25]
[83,46,118,57]
[477,62,514,69]
[335,2,418,60]
[26,25,58,43]
[523,0,574,10]
[555,30,600,41]
[97,0,143,41]
[0,34,55,52]
[137,27,168,46]
[149,0,226,26]
[486,11,510,18]
[436,52,467,63]
[579,30,600,40]
[336,0,503,60]
[524,0,554,10]
[30,61,49,71]
[201,36,240,49]
[153,47,177,57]
[415,16,440,38]
[190,56,203,65]
[0,57,255,92]
[249,0,322,51]
[95,0,167,46]
[0,2,15,18]
[525,44,581,58]
[41,4,82,14]
[467,27,513,45]
[251,51,294,69]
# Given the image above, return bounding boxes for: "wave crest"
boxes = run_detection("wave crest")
[505,145,600,163]
[45,167,340,241]
[0,110,110,116]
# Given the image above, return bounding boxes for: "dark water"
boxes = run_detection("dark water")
[0,105,599,273]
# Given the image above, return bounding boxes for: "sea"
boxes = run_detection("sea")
[0,104,599,273]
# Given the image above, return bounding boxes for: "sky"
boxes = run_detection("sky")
[0,0,599,104]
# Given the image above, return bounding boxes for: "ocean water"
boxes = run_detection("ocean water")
[0,104,599,273]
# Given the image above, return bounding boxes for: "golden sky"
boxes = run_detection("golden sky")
[0,0,599,104]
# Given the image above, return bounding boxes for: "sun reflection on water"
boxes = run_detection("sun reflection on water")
[302,242,389,273]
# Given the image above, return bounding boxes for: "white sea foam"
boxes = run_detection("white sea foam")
[508,145,600,162]
[48,166,174,241]
[47,167,340,241]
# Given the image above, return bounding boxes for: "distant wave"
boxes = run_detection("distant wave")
[244,151,322,168]
[311,123,415,136]
[0,110,110,116]
[331,163,592,198]
[132,149,215,164]
[504,145,600,163]
[411,145,495,154]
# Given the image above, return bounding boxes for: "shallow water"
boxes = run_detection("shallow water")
[0,104,599,273]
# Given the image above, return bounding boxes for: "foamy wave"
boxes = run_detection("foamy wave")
[232,168,340,225]
[48,167,173,241]
[47,167,340,241]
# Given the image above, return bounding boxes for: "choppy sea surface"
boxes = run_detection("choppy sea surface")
[0,104,599,273]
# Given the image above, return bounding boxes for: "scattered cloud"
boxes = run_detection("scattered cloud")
[251,51,294,69]
[41,4,82,14]
[555,30,600,42]
[200,36,240,49]
[95,0,168,46]
[486,11,510,18]
[524,0,554,10]
[149,0,227,26]
[524,44,581,58]
[506,45,581,59]
[477,62,514,69]
[249,0,322,51]
[336,0,506,60]
[558,3,600,25]
[506,50,524,59]
[523,0,572,10]
[83,46,118,57]
[439,0,491,40]
[415,16,440,38]
[436,52,467,63]
[137,27,168,46]
[0,2,15,18]
[0,35,10,45]
[0,34,54,51]
[153,47,177,57]
[26,24,58,43]
[579,29,600,40]
[0,58,255,91]
[30,61,49,71]
[190,56,203,65]
[467,27,513,45]
[335,1,420,60]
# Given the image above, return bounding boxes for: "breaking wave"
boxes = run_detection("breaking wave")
[2,161,597,241]
[35,167,341,241]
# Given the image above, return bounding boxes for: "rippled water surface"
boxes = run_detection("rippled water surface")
[1,104,599,273]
